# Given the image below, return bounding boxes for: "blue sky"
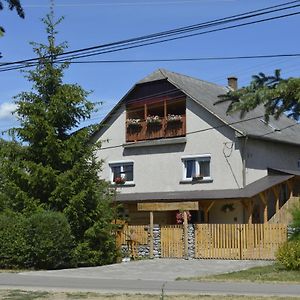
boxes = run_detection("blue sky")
[0,0,299,136]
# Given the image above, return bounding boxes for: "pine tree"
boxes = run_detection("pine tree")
[217,70,300,121]
[0,9,117,266]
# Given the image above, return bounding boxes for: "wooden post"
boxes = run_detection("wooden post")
[287,180,293,198]
[183,211,189,259]
[204,201,215,223]
[149,211,154,259]
[272,186,280,213]
[259,192,268,223]
[248,200,253,224]
[144,103,147,120]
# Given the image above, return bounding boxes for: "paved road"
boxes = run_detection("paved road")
[20,259,271,281]
[0,259,299,297]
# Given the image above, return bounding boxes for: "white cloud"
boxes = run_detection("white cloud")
[0,102,17,120]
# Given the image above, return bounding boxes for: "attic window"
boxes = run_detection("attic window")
[259,119,280,132]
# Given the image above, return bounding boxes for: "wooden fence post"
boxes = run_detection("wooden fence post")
[149,211,154,259]
[183,211,189,259]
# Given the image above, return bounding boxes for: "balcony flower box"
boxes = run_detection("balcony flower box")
[146,115,161,125]
[127,118,142,128]
[167,114,182,123]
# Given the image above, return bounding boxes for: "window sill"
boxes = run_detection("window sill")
[180,179,213,184]
[111,183,136,187]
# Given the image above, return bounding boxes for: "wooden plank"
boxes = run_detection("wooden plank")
[137,201,199,211]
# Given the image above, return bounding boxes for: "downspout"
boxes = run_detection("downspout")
[242,136,248,188]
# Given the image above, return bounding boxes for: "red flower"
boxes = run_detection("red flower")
[176,211,191,224]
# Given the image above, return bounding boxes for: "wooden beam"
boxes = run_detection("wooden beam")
[203,200,215,224]
[272,186,280,213]
[259,192,268,223]
[259,192,267,205]
[183,211,189,259]
[137,201,199,211]
[287,180,293,198]
[144,103,147,120]
[206,200,215,212]
[149,211,154,259]
[248,200,253,224]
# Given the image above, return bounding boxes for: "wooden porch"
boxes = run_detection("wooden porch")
[116,176,299,260]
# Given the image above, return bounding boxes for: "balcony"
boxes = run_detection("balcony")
[126,115,186,142]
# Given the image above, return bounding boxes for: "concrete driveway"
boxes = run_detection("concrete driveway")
[20,259,271,281]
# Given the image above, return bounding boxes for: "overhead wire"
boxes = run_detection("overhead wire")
[0,0,299,72]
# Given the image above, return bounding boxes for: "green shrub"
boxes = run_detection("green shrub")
[290,204,300,240]
[0,211,27,268]
[24,211,74,269]
[73,222,117,267]
[276,240,300,270]
[72,242,102,267]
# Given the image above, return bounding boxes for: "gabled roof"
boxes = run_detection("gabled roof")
[101,68,300,146]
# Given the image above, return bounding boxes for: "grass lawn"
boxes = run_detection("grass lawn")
[0,290,299,300]
[178,264,300,283]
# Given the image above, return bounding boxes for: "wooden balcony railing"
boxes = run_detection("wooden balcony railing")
[126,115,186,142]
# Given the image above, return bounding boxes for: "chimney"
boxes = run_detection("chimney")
[227,76,238,91]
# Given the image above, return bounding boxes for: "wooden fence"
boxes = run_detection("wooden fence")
[120,225,148,245]
[195,224,287,260]
[160,225,184,258]
[118,223,287,260]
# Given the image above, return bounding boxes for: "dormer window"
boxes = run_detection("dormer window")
[126,97,186,142]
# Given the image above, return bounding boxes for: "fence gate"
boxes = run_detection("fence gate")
[161,225,184,258]
[195,224,287,260]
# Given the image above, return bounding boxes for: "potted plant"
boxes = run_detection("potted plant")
[146,115,161,125]
[192,174,204,182]
[176,210,191,224]
[114,176,126,185]
[167,114,182,123]
[126,118,141,128]
[221,203,235,213]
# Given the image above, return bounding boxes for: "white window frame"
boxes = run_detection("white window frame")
[181,154,212,182]
[109,160,134,185]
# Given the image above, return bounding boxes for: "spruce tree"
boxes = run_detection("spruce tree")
[0,9,117,266]
[217,70,300,121]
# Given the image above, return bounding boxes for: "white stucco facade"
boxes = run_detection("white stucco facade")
[95,96,247,193]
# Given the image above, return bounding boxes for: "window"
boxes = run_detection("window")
[109,161,134,185]
[182,155,211,182]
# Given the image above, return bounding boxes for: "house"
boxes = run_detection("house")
[93,68,300,228]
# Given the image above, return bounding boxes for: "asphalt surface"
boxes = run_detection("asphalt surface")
[0,259,300,297]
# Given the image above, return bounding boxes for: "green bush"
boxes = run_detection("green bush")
[0,211,27,268]
[290,204,300,240]
[276,240,300,270]
[24,211,74,269]
[73,222,117,267]
[72,242,102,267]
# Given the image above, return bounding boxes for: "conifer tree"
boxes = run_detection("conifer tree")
[0,8,117,266]
[217,70,300,121]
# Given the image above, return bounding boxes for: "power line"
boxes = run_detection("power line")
[1,0,299,71]
[1,11,299,73]
[22,1,236,8]
[40,53,300,64]
[56,11,300,63]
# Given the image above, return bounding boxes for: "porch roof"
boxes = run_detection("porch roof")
[115,174,293,202]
